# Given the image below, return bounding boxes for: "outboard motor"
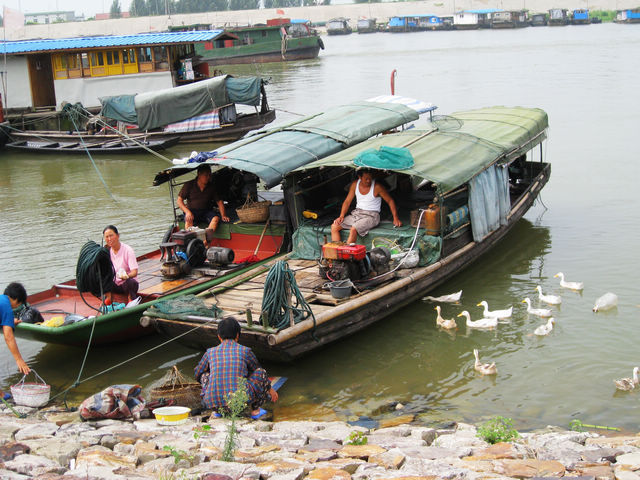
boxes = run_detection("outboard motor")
[320,242,371,281]
[171,230,207,267]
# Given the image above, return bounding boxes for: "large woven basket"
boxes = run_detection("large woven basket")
[149,366,202,410]
[236,194,271,223]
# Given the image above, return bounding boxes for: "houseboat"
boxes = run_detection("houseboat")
[530,13,549,26]
[548,8,570,25]
[572,9,591,24]
[421,15,454,30]
[181,19,323,67]
[356,18,377,33]
[143,106,550,362]
[453,9,502,29]
[615,8,640,23]
[491,10,530,28]
[326,17,353,35]
[14,97,429,347]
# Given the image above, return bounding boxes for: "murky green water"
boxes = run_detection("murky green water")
[1,23,639,431]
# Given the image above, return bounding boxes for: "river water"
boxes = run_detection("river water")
[1,23,639,431]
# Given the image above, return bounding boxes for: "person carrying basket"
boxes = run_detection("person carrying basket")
[1,282,31,399]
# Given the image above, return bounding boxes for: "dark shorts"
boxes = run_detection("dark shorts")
[191,208,219,225]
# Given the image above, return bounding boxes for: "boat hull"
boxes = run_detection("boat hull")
[200,39,321,66]
[148,162,551,362]
[8,110,275,146]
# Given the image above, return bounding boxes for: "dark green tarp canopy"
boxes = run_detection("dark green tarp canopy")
[153,101,420,188]
[294,106,548,193]
[100,75,263,131]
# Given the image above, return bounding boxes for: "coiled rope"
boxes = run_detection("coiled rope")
[76,241,114,298]
[261,260,315,331]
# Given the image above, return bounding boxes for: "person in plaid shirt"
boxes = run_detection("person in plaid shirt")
[195,317,278,419]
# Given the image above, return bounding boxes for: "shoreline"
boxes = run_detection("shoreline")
[1,404,638,479]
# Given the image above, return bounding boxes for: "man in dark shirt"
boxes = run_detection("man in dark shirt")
[177,164,229,233]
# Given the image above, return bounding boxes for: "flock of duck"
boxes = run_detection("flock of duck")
[423,273,632,390]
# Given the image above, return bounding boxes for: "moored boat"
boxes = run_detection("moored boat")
[327,18,353,35]
[571,9,592,25]
[530,13,549,26]
[143,106,550,362]
[5,136,179,154]
[548,8,570,26]
[14,97,426,347]
[357,18,377,34]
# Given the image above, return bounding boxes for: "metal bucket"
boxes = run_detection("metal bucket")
[326,279,353,299]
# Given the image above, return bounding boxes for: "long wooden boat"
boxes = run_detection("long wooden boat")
[327,18,353,35]
[8,76,276,146]
[143,106,550,362]
[14,98,426,347]
[5,136,179,154]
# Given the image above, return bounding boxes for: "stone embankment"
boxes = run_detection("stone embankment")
[0,405,639,480]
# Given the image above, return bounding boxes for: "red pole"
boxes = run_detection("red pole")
[0,94,4,123]
[390,69,397,95]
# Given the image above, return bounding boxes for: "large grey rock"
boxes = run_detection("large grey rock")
[65,465,154,479]
[366,434,426,449]
[310,423,367,443]
[23,437,82,466]
[272,421,324,435]
[243,430,307,450]
[14,422,59,441]
[615,452,640,469]
[398,445,468,460]
[3,453,66,476]
[0,422,25,444]
[400,457,471,478]
[410,427,438,445]
[369,426,412,438]
[74,444,138,470]
[183,459,262,479]
[138,456,179,475]
[267,469,306,480]
[0,469,30,479]
[56,422,96,437]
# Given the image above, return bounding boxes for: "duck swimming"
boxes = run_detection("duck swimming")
[533,317,555,336]
[614,367,639,391]
[476,301,513,319]
[473,349,497,375]
[535,286,562,305]
[434,306,457,330]
[522,298,553,317]
[458,311,498,329]
[554,272,584,291]
[423,290,462,303]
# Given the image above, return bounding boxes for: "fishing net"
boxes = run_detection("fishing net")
[431,115,463,131]
[149,294,222,318]
[149,365,202,410]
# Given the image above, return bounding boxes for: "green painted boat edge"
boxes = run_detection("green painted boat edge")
[15,254,284,345]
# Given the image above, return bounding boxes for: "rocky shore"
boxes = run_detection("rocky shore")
[0,404,639,480]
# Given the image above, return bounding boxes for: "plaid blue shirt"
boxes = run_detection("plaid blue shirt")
[194,339,262,409]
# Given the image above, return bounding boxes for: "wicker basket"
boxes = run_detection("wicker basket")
[11,370,50,408]
[149,366,202,410]
[236,194,271,223]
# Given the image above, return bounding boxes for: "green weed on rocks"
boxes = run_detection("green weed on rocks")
[477,416,519,444]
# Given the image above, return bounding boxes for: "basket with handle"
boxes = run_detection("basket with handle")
[11,369,51,408]
[236,193,271,224]
[149,366,202,410]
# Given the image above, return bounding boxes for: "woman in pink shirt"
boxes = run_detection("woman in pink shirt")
[103,225,139,303]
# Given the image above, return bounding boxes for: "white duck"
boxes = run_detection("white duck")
[522,298,553,317]
[434,306,457,330]
[473,348,497,375]
[533,317,555,336]
[423,290,462,303]
[614,367,640,391]
[458,311,498,329]
[476,301,513,319]
[554,272,584,291]
[535,286,562,305]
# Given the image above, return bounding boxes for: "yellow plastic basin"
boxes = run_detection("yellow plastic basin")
[153,406,191,425]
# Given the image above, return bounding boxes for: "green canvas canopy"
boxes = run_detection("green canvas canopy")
[100,75,263,131]
[153,101,420,188]
[294,106,548,193]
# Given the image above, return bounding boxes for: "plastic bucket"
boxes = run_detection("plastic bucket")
[153,406,191,425]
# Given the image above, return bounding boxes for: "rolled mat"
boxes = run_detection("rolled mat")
[446,205,469,230]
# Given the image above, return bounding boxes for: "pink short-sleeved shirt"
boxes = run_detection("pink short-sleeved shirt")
[110,243,138,286]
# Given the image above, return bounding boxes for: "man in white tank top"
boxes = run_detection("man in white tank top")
[331,169,402,244]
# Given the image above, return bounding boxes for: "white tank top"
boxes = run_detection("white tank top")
[355,179,381,212]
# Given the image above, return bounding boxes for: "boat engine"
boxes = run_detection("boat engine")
[206,246,235,266]
[159,229,207,279]
[319,243,391,282]
[170,230,207,267]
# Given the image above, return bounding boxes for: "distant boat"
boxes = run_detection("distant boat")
[548,8,570,25]
[357,18,377,34]
[491,10,530,28]
[571,9,592,24]
[615,8,640,23]
[176,19,324,67]
[327,17,353,35]
[530,13,549,26]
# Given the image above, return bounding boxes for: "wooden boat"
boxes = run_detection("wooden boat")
[357,18,377,34]
[548,9,570,26]
[14,98,425,347]
[5,136,180,154]
[7,75,276,146]
[327,18,353,35]
[143,106,550,362]
[530,13,549,26]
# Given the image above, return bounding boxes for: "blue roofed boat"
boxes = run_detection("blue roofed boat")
[615,8,640,23]
[572,9,591,24]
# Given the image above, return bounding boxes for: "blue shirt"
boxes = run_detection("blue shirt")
[0,295,15,329]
